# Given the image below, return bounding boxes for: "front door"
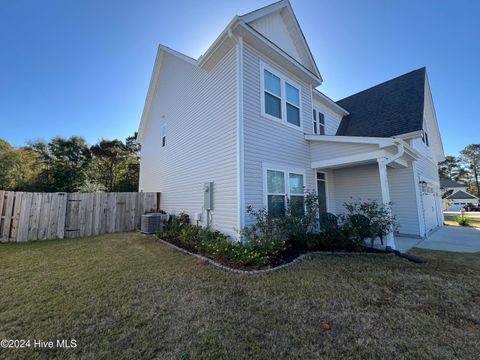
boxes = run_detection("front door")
[316,172,327,214]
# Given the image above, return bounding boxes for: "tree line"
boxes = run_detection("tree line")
[0,134,139,193]
[439,144,480,195]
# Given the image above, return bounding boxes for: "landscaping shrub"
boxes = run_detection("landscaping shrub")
[157,198,399,269]
[158,217,284,268]
[456,215,471,226]
[339,199,397,248]
[277,192,321,249]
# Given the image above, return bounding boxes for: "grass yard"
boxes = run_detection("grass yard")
[0,233,479,359]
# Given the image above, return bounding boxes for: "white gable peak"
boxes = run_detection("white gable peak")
[240,0,321,79]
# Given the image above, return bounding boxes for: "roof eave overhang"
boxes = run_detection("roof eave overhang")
[198,18,321,86]
[312,89,349,116]
[305,134,421,161]
[239,0,322,81]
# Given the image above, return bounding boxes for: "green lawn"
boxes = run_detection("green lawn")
[0,233,479,360]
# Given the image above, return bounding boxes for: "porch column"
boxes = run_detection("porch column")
[377,157,396,249]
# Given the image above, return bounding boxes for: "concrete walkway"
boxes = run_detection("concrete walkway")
[395,226,480,253]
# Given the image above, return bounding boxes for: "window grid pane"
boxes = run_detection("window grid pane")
[268,195,285,217]
[286,103,300,126]
[286,83,299,106]
[267,170,285,194]
[264,70,281,97]
[265,93,282,119]
[319,124,325,135]
[290,196,305,217]
[319,112,325,125]
[289,173,304,195]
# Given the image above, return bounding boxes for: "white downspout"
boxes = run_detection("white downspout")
[229,29,245,239]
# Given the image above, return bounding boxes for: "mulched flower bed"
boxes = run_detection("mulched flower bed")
[156,236,402,272]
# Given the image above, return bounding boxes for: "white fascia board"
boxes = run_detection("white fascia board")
[305,134,421,160]
[425,72,446,160]
[305,134,393,146]
[159,45,198,66]
[138,47,164,143]
[238,21,321,84]
[241,0,322,80]
[240,0,288,22]
[198,16,240,68]
[394,130,423,140]
[311,150,386,169]
[312,89,349,116]
[137,45,198,143]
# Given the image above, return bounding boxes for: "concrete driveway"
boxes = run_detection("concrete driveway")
[396,226,480,253]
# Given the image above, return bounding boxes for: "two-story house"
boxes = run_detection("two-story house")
[137,0,445,248]
[440,179,479,207]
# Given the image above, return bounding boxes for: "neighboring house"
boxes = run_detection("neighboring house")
[440,179,479,206]
[137,0,445,247]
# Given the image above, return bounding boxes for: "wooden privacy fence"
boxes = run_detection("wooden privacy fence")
[0,191,159,243]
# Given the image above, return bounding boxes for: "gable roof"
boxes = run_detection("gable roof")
[440,178,467,188]
[447,190,479,200]
[240,0,321,80]
[336,67,426,137]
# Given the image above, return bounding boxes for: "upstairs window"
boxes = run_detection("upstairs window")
[422,120,429,146]
[286,83,300,126]
[162,127,167,147]
[264,70,281,119]
[313,109,325,135]
[261,63,302,128]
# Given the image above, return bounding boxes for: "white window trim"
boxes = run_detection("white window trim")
[312,107,326,135]
[315,170,329,213]
[260,61,303,131]
[262,162,306,213]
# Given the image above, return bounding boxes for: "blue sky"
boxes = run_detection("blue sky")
[0,0,478,156]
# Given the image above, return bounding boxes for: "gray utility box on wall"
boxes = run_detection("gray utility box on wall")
[204,182,213,210]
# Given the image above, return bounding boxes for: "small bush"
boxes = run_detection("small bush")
[158,220,283,268]
[339,199,397,247]
[456,215,471,226]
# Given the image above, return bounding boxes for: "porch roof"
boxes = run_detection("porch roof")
[305,134,420,169]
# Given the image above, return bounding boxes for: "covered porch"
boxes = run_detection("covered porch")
[306,135,421,249]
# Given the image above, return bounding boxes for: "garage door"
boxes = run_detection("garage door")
[422,183,440,234]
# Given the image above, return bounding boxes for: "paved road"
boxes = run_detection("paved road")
[396,226,480,253]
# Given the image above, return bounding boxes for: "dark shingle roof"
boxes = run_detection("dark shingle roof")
[447,190,478,200]
[440,179,467,188]
[336,68,426,137]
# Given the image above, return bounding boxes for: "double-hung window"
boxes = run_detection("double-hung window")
[266,170,286,217]
[266,169,304,217]
[264,70,282,119]
[262,63,302,128]
[312,108,325,135]
[286,83,300,126]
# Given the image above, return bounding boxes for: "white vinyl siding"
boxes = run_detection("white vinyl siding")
[332,164,383,213]
[332,163,423,237]
[309,142,379,163]
[413,155,444,236]
[387,166,422,236]
[139,47,238,237]
[311,98,343,135]
[243,44,314,225]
